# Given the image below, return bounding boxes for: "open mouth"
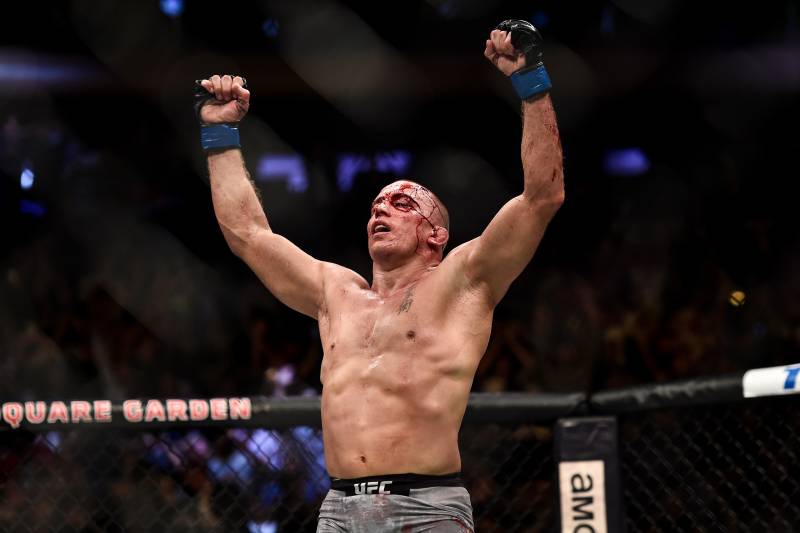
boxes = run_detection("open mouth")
[372,223,391,235]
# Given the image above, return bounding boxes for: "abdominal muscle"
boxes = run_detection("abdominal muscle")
[320,350,471,479]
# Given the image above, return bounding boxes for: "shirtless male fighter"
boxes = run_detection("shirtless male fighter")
[195,20,563,533]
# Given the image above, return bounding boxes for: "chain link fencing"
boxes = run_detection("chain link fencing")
[620,395,800,533]
[0,418,555,532]
[1,386,799,532]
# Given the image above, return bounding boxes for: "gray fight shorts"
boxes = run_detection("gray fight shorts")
[317,472,474,532]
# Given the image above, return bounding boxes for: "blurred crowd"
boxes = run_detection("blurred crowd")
[3,1,800,530]
[2,60,800,531]
[4,182,799,403]
[1,107,799,401]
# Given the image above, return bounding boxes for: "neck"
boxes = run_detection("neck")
[371,255,440,297]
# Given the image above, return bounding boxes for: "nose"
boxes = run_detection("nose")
[372,200,389,217]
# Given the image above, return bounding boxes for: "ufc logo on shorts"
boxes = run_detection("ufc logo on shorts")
[354,481,393,495]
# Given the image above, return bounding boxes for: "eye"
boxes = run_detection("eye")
[392,199,412,210]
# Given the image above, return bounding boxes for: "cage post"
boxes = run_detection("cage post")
[554,416,624,533]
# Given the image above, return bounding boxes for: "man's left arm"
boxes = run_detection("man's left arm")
[465,24,564,305]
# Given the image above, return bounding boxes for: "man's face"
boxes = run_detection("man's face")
[367,181,444,261]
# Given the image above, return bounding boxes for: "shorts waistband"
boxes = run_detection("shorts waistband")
[330,472,463,497]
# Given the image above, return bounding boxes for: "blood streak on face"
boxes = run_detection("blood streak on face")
[369,181,446,257]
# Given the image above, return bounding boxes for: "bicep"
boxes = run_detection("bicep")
[465,194,561,304]
[237,229,325,318]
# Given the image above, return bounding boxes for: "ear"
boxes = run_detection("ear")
[427,226,449,250]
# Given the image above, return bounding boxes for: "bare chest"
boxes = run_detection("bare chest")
[324,285,434,357]
[318,279,491,390]
[320,282,467,391]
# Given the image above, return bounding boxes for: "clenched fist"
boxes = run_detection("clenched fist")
[484,29,527,77]
[485,20,551,100]
[196,74,250,124]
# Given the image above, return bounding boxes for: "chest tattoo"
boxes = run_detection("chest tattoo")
[397,287,414,314]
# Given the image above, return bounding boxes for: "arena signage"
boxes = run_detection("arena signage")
[0,398,252,429]
[558,460,608,533]
[742,364,800,398]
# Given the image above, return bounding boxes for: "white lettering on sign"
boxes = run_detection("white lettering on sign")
[123,400,142,422]
[167,399,188,422]
[25,402,46,424]
[1,398,253,427]
[210,398,228,420]
[189,399,209,421]
[70,401,92,423]
[94,401,112,422]
[145,400,166,422]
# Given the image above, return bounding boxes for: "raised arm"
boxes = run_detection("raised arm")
[198,75,324,318]
[465,22,565,305]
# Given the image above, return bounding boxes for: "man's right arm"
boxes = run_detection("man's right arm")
[200,75,325,319]
[208,149,324,318]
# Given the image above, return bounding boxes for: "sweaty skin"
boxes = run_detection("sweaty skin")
[319,180,485,476]
[202,28,563,479]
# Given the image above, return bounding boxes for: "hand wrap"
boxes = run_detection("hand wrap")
[194,78,248,151]
[496,20,551,100]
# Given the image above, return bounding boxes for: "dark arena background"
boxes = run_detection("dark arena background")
[1,1,799,532]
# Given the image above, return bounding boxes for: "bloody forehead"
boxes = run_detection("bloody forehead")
[372,180,448,231]
[374,182,433,204]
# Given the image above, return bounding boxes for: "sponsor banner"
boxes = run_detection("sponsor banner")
[559,460,608,533]
[0,398,251,429]
[743,364,800,398]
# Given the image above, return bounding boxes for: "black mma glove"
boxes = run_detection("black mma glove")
[194,77,248,151]
[496,20,551,99]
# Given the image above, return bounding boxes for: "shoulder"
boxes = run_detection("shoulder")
[429,239,494,306]
[317,262,369,320]
[439,238,482,282]
[320,261,369,291]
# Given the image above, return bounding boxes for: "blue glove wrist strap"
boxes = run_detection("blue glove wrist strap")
[510,64,551,100]
[200,124,240,151]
